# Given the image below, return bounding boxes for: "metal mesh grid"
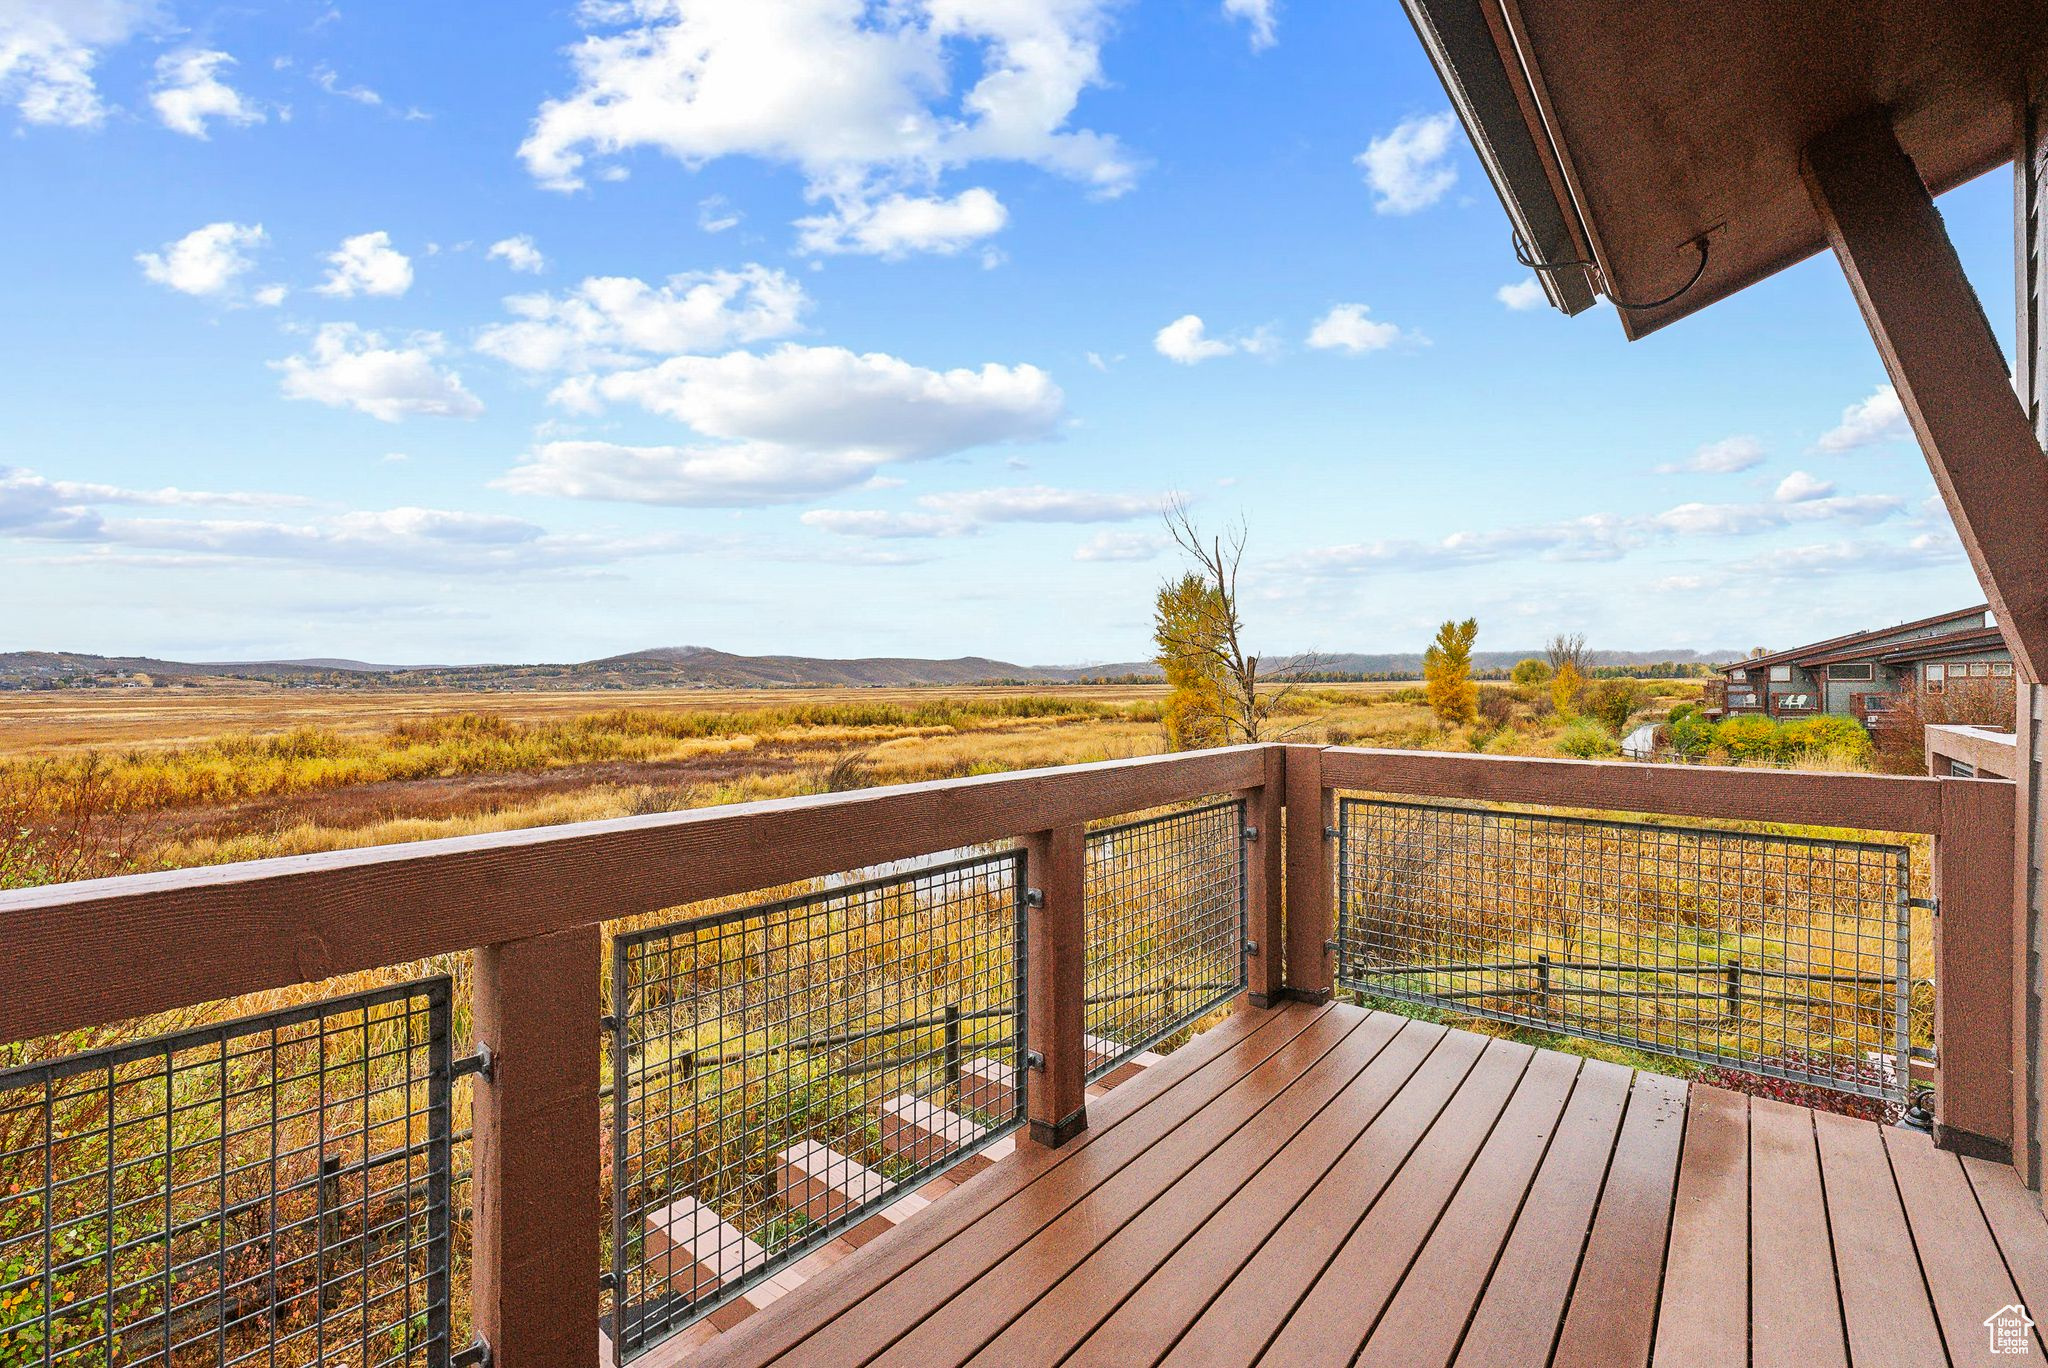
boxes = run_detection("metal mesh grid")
[0,979,453,1367]
[609,852,1025,1359]
[1082,800,1247,1080]
[1336,799,1910,1101]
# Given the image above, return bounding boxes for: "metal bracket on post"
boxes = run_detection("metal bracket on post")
[1024,888,1045,909]
[1242,825,1260,842]
[452,1041,495,1084]
[1323,825,1339,840]
[452,1338,492,1368]
[1025,1050,1046,1071]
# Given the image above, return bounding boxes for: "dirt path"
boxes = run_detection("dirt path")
[130,746,822,844]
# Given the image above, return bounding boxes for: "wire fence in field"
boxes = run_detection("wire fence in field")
[607,853,1025,1360]
[1083,800,1247,1078]
[0,979,453,1367]
[1335,798,1910,1102]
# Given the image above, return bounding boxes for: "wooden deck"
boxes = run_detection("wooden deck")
[691,1000,2048,1368]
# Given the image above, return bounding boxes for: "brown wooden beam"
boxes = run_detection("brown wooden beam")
[1932,779,2018,1162]
[1245,745,1287,1006]
[1283,744,1334,1002]
[1024,824,1088,1146]
[1801,109,2048,682]
[471,926,602,1368]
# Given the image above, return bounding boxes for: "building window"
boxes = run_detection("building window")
[1967,661,1992,677]
[1826,662,1874,681]
[1860,694,1891,713]
[1729,668,1748,682]
[1949,759,1977,778]
[1770,665,1792,682]
[1925,663,1945,692]
[1994,662,2014,677]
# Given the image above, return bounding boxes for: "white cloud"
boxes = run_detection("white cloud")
[698,195,741,233]
[1306,303,1406,354]
[796,187,1007,258]
[150,49,263,139]
[576,344,1060,452]
[0,0,158,129]
[1657,435,1766,475]
[1817,383,1909,452]
[1357,111,1459,214]
[137,221,267,299]
[1222,0,1277,51]
[1773,470,1836,503]
[519,0,1133,253]
[487,235,547,274]
[499,439,884,508]
[501,344,1064,506]
[317,231,414,298]
[0,465,310,540]
[310,62,381,106]
[1155,314,1257,364]
[1721,533,1962,581]
[804,484,1156,538]
[252,283,288,307]
[1496,277,1544,310]
[1282,492,1908,577]
[476,265,808,372]
[274,324,484,422]
[1075,529,1166,562]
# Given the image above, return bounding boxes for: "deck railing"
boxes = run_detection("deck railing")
[0,743,2017,1367]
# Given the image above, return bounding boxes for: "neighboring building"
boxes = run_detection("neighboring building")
[1706,605,2012,723]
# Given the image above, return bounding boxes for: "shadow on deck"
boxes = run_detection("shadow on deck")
[676,1000,2048,1368]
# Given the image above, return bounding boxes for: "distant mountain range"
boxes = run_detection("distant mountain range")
[0,643,1736,692]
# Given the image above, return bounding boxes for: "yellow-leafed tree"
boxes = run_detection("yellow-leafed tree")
[1423,618,1480,726]
[1154,572,1229,749]
[1550,660,1586,717]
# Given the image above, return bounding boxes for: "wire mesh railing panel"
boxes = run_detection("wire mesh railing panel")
[0,979,454,1367]
[1336,799,1910,1102]
[609,852,1025,1359]
[1083,800,1247,1080]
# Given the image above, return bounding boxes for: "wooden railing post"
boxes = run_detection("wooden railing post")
[1932,778,2017,1162]
[1283,744,1335,1003]
[1245,745,1287,1007]
[1024,825,1088,1146]
[472,925,602,1367]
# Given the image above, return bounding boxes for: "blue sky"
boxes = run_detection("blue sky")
[0,0,2012,666]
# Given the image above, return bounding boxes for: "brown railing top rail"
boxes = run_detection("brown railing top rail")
[1318,746,1968,834]
[0,744,1268,1044]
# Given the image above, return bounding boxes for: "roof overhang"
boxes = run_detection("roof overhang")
[1403,0,2038,337]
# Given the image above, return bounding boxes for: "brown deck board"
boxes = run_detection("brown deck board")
[1060,1020,1461,1368]
[682,1004,2048,1368]
[1450,1059,1633,1368]
[1553,1070,1688,1368]
[1814,1108,1946,1368]
[876,1007,1398,1365]
[1884,1124,2034,1366]
[1647,1082,1747,1368]
[1964,1153,2048,1356]
[1166,1034,1535,1367]
[694,1001,1320,1368]
[1345,1049,1583,1368]
[767,1004,1360,1367]
[1748,1097,1847,1368]
[955,1012,1423,1367]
